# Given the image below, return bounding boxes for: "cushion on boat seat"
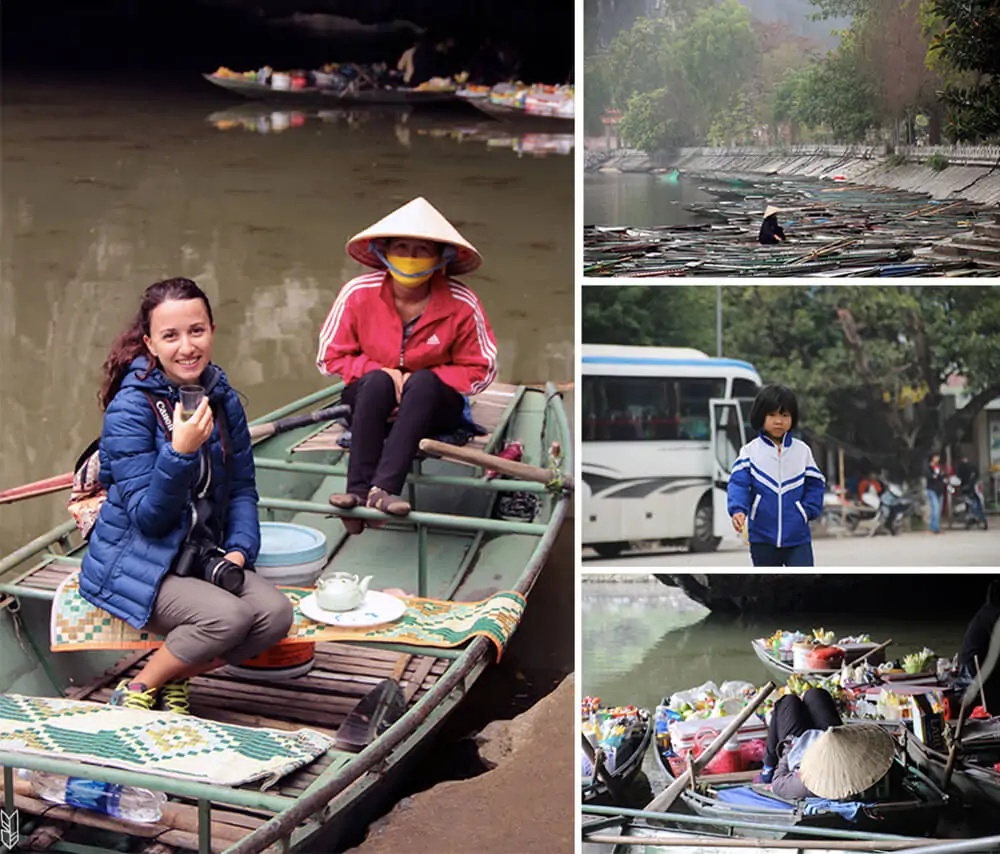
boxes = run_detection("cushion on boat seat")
[715,786,797,811]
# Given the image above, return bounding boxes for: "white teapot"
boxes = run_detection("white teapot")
[315,572,372,612]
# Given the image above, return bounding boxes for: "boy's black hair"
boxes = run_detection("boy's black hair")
[749,384,798,432]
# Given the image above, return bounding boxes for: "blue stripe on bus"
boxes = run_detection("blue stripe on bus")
[581,356,758,372]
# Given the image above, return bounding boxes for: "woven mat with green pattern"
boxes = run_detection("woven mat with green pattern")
[0,694,332,788]
[51,572,525,661]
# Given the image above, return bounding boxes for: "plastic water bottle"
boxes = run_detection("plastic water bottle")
[29,772,166,823]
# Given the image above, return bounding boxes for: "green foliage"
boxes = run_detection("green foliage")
[619,90,681,150]
[794,44,879,141]
[707,89,757,146]
[926,152,949,171]
[887,152,909,167]
[925,0,1000,139]
[584,286,1000,474]
[582,286,717,353]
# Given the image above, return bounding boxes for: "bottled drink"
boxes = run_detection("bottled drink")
[29,771,166,823]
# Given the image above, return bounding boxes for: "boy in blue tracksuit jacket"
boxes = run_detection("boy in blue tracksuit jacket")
[727,385,825,567]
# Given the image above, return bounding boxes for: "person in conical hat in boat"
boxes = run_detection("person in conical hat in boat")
[758,205,786,245]
[316,197,498,534]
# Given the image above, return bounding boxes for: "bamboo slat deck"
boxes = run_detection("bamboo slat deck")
[290,381,517,454]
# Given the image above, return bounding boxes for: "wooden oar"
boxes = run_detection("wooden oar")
[0,473,74,505]
[645,681,775,814]
[246,403,349,442]
[334,653,412,753]
[417,438,574,492]
[845,638,892,669]
[0,404,351,506]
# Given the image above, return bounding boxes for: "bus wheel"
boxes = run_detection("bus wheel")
[690,500,721,553]
[593,542,626,559]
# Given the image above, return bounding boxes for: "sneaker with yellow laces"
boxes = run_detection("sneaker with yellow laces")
[109,680,158,711]
[159,679,191,715]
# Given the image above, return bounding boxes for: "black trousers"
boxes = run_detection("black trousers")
[341,369,465,497]
[764,688,842,767]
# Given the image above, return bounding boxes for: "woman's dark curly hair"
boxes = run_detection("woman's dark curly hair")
[99,278,213,410]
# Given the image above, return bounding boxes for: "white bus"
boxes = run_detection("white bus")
[582,344,763,557]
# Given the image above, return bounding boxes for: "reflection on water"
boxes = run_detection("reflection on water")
[584,172,714,228]
[582,575,971,712]
[207,104,574,158]
[0,79,573,550]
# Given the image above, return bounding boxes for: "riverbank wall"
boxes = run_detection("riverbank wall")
[587,144,1000,205]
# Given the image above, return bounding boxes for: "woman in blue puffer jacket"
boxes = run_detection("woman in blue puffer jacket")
[727,384,825,567]
[80,278,293,714]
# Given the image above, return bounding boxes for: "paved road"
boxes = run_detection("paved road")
[582,526,1000,567]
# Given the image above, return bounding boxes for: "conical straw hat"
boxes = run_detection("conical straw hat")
[799,724,895,800]
[346,197,481,275]
[763,205,782,219]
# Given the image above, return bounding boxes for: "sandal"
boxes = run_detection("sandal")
[329,493,363,509]
[367,487,411,516]
[341,517,365,536]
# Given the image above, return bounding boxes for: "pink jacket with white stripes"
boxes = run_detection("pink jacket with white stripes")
[316,271,498,395]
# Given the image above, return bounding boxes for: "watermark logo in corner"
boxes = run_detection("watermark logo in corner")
[0,807,18,850]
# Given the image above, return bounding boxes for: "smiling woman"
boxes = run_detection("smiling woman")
[83,277,293,715]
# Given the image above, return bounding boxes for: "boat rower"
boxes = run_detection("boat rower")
[758,205,786,245]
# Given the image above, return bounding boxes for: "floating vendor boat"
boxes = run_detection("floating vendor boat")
[581,700,653,804]
[0,379,572,852]
[458,82,574,130]
[650,708,948,840]
[203,65,459,106]
[751,630,888,683]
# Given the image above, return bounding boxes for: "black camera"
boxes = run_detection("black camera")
[173,540,245,594]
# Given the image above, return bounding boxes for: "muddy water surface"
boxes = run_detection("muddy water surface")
[1,77,573,551]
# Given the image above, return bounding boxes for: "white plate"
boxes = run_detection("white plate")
[299,590,407,628]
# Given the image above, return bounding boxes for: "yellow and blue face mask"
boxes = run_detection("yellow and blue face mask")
[372,242,455,288]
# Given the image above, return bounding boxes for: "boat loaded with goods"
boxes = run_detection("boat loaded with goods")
[0,379,572,852]
[582,626,1000,850]
[203,64,575,124]
[580,698,652,805]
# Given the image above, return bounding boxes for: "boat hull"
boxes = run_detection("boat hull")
[582,717,653,805]
[203,74,460,106]
[0,380,572,853]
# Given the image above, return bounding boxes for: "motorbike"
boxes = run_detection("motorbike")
[948,475,988,530]
[868,481,919,537]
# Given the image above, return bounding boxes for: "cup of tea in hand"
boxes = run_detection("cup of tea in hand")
[179,385,205,421]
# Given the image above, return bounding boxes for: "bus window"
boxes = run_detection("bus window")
[732,378,761,400]
[583,376,724,441]
[714,404,744,472]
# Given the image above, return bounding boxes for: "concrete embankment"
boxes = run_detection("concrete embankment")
[591,145,1000,205]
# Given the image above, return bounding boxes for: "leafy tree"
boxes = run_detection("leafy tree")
[582,286,717,353]
[585,286,1000,476]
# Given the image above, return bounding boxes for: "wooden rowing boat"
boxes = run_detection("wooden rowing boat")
[202,74,459,106]
[651,733,947,840]
[750,639,888,684]
[0,379,571,853]
[462,98,574,130]
[581,713,653,805]
[902,722,1000,826]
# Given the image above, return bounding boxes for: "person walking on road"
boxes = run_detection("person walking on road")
[926,451,946,534]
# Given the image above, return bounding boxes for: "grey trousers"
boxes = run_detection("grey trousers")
[145,571,295,666]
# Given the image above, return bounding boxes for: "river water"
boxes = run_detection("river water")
[584,172,713,228]
[582,574,977,804]
[0,75,575,845]
[0,75,574,551]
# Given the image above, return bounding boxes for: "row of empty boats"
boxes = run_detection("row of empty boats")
[584,173,1000,278]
